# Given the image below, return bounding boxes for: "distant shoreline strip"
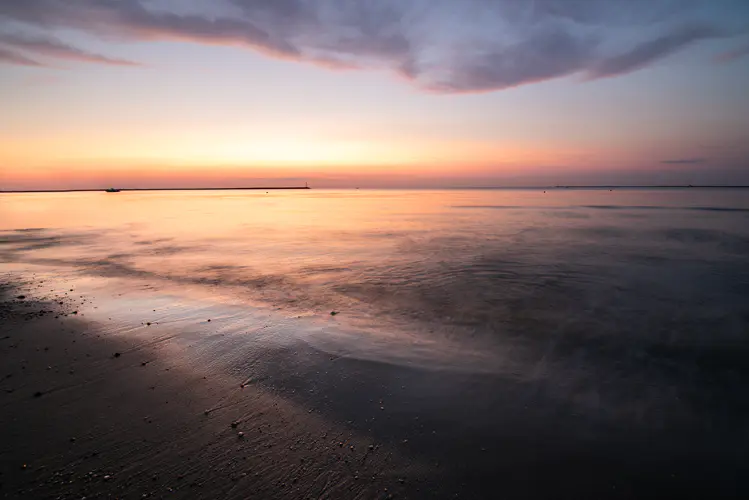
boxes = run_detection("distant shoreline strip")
[453,204,749,213]
[0,186,311,193]
[1,185,748,194]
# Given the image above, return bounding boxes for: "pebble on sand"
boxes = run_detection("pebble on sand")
[330,311,338,316]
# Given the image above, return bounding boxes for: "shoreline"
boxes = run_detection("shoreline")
[2,271,749,498]
[0,187,311,194]
[0,277,415,499]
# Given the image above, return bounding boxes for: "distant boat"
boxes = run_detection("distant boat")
[105,188,121,193]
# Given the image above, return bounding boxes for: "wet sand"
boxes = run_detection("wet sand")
[0,278,416,499]
[1,273,748,499]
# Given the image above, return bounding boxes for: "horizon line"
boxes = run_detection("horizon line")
[2,185,749,194]
[0,186,312,193]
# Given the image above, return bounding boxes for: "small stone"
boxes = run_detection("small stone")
[33,391,43,398]
[237,432,245,439]
[17,295,25,300]
[330,311,338,316]
[146,322,151,326]
[113,352,121,358]
[230,421,240,428]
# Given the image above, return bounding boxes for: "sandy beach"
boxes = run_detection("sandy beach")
[2,268,748,499]
[0,275,421,499]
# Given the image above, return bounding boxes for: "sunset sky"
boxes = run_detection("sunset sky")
[2,0,749,189]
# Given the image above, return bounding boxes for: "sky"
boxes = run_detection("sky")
[1,0,749,189]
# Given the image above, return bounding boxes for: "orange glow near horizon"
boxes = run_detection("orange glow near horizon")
[1,127,597,189]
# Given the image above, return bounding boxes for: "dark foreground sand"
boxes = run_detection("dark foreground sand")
[0,280,420,499]
[1,276,748,499]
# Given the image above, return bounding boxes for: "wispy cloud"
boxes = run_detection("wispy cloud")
[0,46,42,66]
[0,0,746,92]
[588,25,719,79]
[661,158,708,165]
[0,32,140,66]
[715,41,749,62]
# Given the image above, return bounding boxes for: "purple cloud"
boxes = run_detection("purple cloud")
[661,158,708,165]
[0,46,42,66]
[0,32,140,66]
[715,41,749,62]
[588,25,719,79]
[0,0,745,93]
[410,28,595,93]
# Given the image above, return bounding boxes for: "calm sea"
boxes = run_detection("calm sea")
[1,189,748,382]
[3,187,749,494]
[3,188,749,346]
